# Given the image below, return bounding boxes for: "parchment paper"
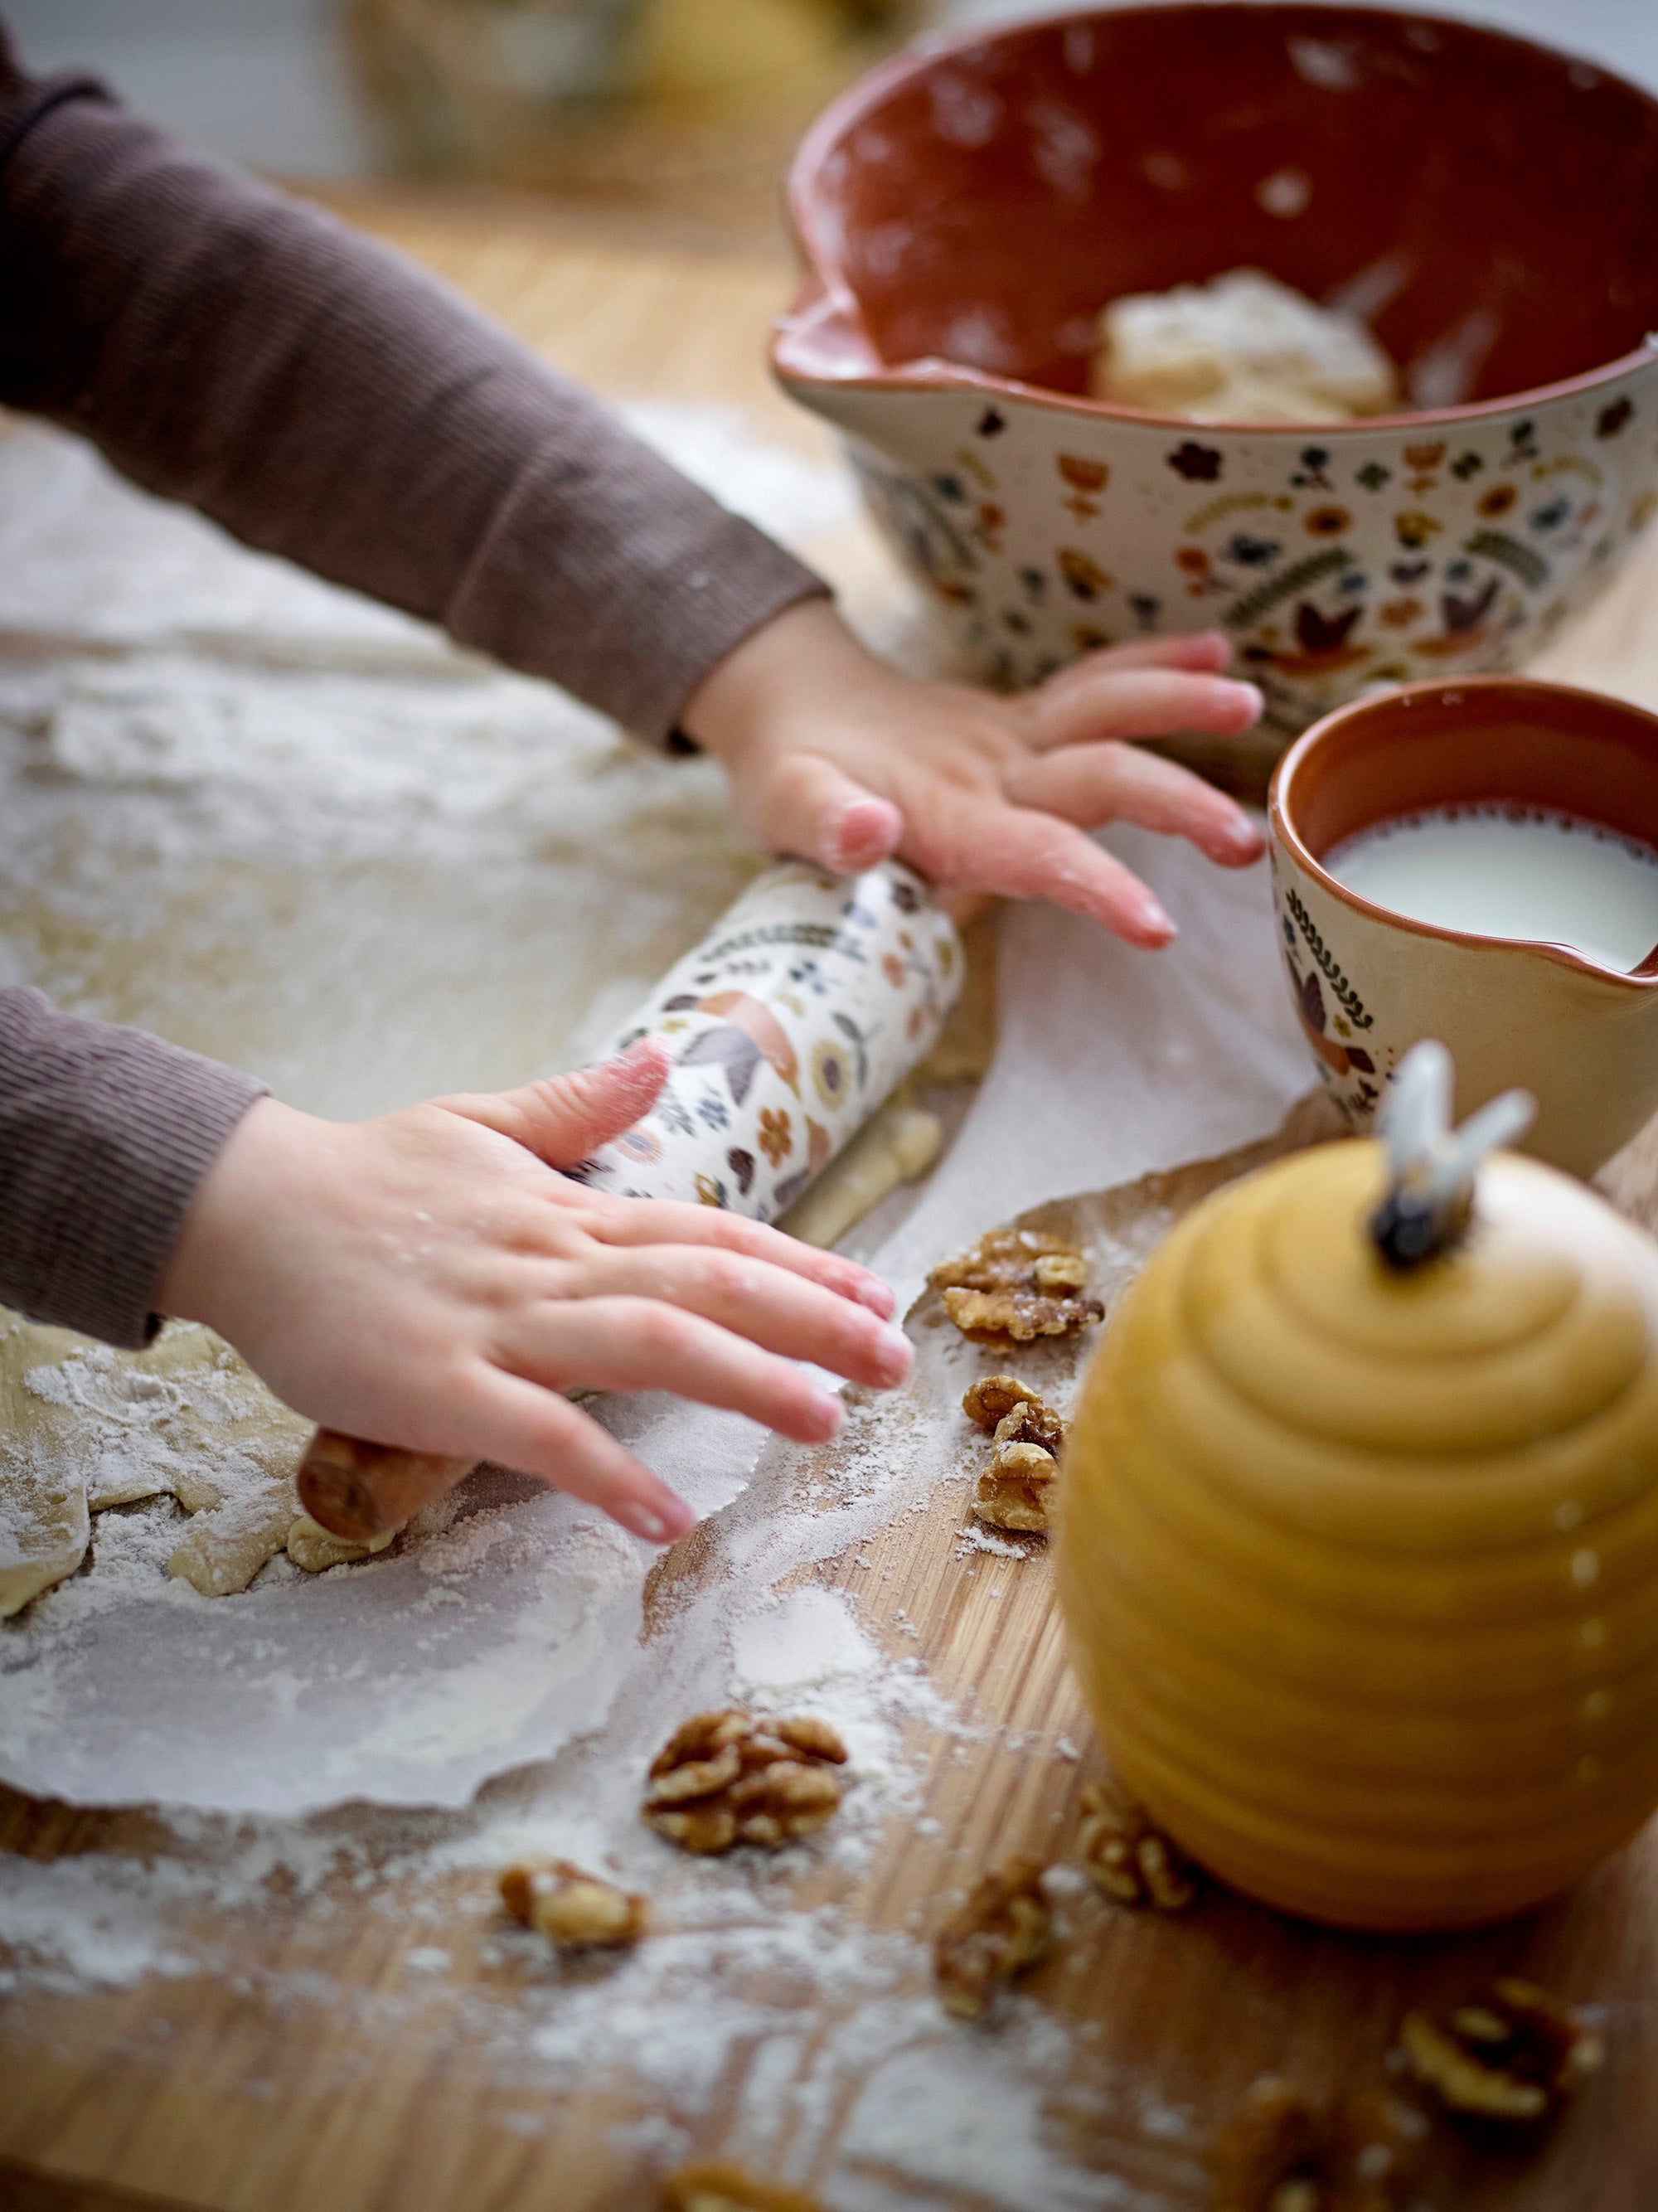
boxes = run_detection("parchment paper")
[0,415,1311,1813]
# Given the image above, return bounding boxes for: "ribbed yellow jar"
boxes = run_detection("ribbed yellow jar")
[1056,1140,1658,1931]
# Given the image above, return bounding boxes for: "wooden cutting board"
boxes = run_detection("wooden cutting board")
[4,1092,1657,2212]
[4,189,1658,2212]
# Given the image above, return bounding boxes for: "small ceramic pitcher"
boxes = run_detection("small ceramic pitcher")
[1268,677,1658,1176]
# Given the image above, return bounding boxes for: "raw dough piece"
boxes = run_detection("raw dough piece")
[0,1472,89,1618]
[1,1309,312,1607]
[1093,267,1399,424]
[780,1103,941,1249]
[1,1314,98,1615]
[169,1475,299,1597]
[287,1510,395,1574]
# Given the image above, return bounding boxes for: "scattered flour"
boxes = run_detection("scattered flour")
[0,408,1193,2205]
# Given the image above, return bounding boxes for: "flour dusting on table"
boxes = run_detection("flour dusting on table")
[0,404,1298,2207]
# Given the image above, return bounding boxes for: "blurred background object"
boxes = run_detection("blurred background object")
[7,2,1657,240]
[341,0,923,237]
[12,0,1658,201]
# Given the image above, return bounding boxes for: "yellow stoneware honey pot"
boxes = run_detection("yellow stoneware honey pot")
[1056,1043,1658,1932]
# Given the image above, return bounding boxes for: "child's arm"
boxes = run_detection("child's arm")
[0,1026,898,1545]
[2,22,1264,929]
[0,26,824,750]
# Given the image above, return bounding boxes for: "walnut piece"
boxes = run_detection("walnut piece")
[962,1375,1065,1452]
[933,1855,1052,2021]
[932,1229,1104,1343]
[660,2162,822,2212]
[1398,1978,1602,2124]
[962,1380,1065,1532]
[642,1709,848,1855]
[1077,1782,1197,1910]
[1210,2078,1428,2212]
[499,1858,645,1949]
[963,1372,1045,1431]
[976,1428,1058,1532]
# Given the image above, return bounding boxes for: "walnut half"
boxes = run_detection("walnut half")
[962,1377,1065,1533]
[962,1374,1063,1446]
[1398,1978,1603,2124]
[933,1855,1052,2021]
[660,2161,822,2212]
[1210,2078,1429,2212]
[1077,1782,1197,1911]
[932,1229,1103,1343]
[499,1859,646,1950]
[642,1710,848,1855]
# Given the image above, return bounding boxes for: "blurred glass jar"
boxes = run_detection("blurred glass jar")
[347,0,645,173]
[347,0,923,181]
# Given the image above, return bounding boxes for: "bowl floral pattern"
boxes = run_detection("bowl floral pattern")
[801,368,1658,742]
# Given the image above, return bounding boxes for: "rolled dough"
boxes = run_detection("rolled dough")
[0,1310,317,1611]
[782,1103,942,1249]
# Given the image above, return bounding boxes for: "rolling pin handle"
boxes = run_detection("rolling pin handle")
[297,1429,478,1542]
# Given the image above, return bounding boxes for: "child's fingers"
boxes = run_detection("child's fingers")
[574,1196,896,1316]
[497,1297,846,1445]
[560,1244,912,1390]
[457,1374,697,1545]
[1009,742,1265,865]
[1050,631,1234,681]
[1027,667,1262,752]
[759,752,903,873]
[925,804,1177,946]
[438,1037,671,1167]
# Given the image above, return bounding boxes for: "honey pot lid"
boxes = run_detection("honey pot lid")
[1181,1045,1657,1457]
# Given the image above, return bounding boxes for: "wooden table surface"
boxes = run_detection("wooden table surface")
[4,188,1658,2212]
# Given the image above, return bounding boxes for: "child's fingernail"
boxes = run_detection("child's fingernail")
[1220,813,1265,855]
[1225,681,1264,719]
[873,1324,913,1385]
[625,1496,695,1545]
[810,1392,846,1437]
[1138,898,1177,942]
[851,1274,897,1317]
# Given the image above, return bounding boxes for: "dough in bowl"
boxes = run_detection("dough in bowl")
[1093,267,1400,424]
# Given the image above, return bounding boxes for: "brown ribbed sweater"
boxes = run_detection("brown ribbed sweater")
[0,23,827,1348]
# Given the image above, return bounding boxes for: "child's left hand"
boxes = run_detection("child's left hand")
[681,599,1267,946]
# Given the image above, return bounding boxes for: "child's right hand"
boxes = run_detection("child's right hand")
[156,1039,910,1545]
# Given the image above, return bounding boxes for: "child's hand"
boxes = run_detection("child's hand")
[682,600,1268,946]
[157,1040,909,1545]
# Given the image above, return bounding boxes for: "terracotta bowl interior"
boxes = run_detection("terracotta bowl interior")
[784,3,1658,409]
[1277,682,1658,863]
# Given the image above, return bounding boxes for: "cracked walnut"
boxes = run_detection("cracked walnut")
[1210,2078,1429,2212]
[933,1855,1053,2020]
[962,1377,1066,1533]
[642,1709,848,1855]
[1077,1782,1197,1910]
[932,1229,1103,1342]
[1397,1979,1602,2125]
[499,1859,646,1949]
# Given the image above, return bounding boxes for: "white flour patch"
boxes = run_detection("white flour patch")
[730,1586,878,1699]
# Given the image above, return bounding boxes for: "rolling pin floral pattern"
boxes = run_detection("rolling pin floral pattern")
[568,861,961,1220]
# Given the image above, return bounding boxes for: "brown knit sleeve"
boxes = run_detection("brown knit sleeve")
[0,989,266,1348]
[0,28,829,747]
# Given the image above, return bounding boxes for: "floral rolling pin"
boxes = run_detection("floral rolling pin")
[297,861,962,1540]
[567,859,961,1220]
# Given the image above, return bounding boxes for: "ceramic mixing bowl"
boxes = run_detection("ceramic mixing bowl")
[774,6,1658,770]
[1270,676,1658,1176]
